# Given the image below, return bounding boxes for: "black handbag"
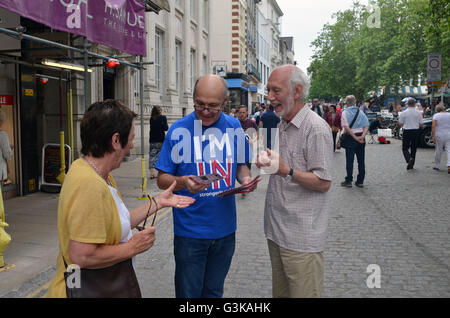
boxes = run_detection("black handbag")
[63,257,142,298]
[340,108,360,149]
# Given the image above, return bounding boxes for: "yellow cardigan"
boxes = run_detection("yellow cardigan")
[46,159,122,298]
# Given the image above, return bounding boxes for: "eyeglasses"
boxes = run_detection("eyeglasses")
[136,195,158,231]
[194,102,224,114]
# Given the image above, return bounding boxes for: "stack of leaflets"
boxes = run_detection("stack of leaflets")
[218,176,262,197]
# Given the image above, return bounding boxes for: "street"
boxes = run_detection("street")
[1,138,449,298]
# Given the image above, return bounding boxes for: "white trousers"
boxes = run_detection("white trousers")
[434,135,450,169]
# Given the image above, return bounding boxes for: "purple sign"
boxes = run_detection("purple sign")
[0,0,146,56]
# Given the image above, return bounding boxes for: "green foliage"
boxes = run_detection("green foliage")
[307,0,449,102]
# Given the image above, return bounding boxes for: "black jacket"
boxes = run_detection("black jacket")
[149,115,168,143]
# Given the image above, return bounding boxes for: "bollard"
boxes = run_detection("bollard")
[0,185,11,268]
[138,157,148,199]
[56,131,66,185]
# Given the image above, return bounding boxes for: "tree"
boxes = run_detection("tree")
[307,0,449,102]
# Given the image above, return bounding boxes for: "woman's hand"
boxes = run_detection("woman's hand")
[128,226,156,255]
[155,180,196,209]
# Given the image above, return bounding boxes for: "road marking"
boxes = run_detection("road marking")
[0,263,16,273]
[26,281,51,298]
[154,207,171,225]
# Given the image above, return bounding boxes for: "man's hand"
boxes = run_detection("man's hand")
[355,135,365,144]
[185,176,211,194]
[256,149,288,176]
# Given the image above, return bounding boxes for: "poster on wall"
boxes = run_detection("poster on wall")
[0,95,15,188]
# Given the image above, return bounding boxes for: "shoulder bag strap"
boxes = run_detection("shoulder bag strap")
[349,108,360,129]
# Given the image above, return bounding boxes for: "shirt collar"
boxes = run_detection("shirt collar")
[281,105,309,130]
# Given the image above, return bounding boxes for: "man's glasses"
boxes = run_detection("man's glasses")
[136,195,158,231]
[194,102,224,114]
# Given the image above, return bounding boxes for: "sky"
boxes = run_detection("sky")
[276,0,369,74]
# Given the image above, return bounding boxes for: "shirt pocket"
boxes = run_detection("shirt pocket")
[289,143,307,172]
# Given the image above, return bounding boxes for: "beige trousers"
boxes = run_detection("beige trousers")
[267,240,324,298]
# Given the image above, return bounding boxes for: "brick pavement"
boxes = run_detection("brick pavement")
[1,138,449,298]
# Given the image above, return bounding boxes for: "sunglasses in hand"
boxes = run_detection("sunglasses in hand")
[136,195,158,231]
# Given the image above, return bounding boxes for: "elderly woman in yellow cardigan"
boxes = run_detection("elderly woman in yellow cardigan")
[46,100,194,298]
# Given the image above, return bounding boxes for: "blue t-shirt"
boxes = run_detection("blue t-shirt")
[156,112,251,239]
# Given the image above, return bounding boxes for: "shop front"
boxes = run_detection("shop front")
[225,75,251,113]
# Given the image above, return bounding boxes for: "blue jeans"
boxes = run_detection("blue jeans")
[174,233,235,298]
[345,135,366,184]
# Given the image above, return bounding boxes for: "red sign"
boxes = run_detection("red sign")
[0,95,13,106]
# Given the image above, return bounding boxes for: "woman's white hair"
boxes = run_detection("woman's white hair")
[286,65,311,101]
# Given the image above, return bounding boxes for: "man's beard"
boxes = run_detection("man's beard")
[275,94,295,118]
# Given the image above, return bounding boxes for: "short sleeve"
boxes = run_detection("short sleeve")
[341,111,349,127]
[66,180,111,244]
[306,128,333,181]
[155,126,179,175]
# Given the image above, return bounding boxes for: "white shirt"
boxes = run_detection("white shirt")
[108,185,136,268]
[433,112,450,138]
[399,107,423,130]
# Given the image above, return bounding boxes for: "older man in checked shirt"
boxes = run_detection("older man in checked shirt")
[257,65,333,298]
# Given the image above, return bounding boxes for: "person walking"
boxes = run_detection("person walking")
[398,98,424,170]
[257,65,333,298]
[311,98,323,117]
[237,105,258,171]
[259,104,281,150]
[46,100,194,298]
[156,74,257,298]
[431,104,450,173]
[340,95,370,188]
[149,106,168,179]
[325,105,342,152]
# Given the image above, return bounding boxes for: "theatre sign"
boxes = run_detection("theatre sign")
[0,0,146,56]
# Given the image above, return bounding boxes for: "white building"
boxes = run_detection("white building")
[143,0,212,125]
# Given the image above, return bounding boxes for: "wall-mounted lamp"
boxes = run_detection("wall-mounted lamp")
[106,58,120,68]
[41,59,93,73]
[38,76,49,84]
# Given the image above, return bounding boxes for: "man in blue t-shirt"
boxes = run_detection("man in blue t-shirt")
[156,74,256,298]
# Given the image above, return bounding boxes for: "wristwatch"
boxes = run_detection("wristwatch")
[285,168,294,182]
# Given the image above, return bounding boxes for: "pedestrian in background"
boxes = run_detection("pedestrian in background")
[260,104,281,150]
[322,105,330,121]
[311,98,323,117]
[257,65,333,298]
[237,105,258,171]
[398,98,424,170]
[156,75,257,298]
[325,105,342,152]
[431,104,450,173]
[341,95,370,188]
[149,106,168,179]
[46,100,194,298]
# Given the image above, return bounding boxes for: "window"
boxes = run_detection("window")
[190,49,196,91]
[203,0,209,28]
[190,0,197,21]
[155,29,164,95]
[176,41,182,94]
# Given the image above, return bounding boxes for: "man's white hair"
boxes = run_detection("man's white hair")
[284,65,311,101]
[345,95,356,106]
